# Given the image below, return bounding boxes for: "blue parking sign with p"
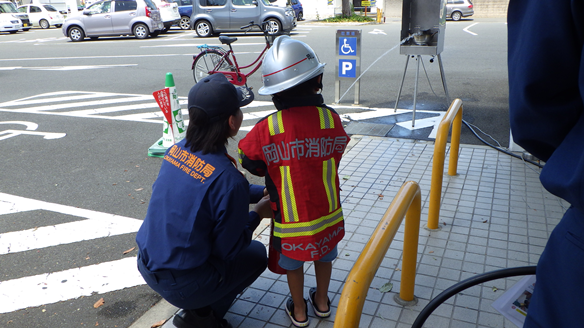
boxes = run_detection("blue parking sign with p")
[339,59,357,78]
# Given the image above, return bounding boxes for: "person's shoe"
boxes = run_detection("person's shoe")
[285,298,309,327]
[173,309,233,328]
[308,287,331,318]
[218,318,233,328]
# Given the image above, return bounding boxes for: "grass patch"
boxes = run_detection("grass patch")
[322,14,376,23]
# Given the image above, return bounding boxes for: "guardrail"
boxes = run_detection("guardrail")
[334,181,421,328]
[427,99,463,230]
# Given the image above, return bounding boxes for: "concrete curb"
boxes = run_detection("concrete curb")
[128,300,178,328]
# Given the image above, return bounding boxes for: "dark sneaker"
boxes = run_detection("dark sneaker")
[308,287,331,318]
[285,298,309,327]
[173,309,233,328]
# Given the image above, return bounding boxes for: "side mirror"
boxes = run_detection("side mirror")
[252,0,257,5]
[83,8,91,14]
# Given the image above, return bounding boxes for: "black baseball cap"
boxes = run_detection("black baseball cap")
[187,73,254,121]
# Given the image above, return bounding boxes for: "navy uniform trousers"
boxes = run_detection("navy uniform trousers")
[137,240,267,319]
[524,207,584,327]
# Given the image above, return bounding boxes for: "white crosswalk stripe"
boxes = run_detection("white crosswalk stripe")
[0,193,145,314]
[0,91,444,135]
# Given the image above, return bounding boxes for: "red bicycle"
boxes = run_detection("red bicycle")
[191,21,275,86]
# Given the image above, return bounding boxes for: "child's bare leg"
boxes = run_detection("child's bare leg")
[287,266,307,321]
[313,261,332,311]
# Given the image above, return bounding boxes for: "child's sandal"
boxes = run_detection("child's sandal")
[285,298,310,327]
[309,287,331,318]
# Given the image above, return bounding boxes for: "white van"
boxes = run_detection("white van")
[189,0,295,38]
[151,0,179,32]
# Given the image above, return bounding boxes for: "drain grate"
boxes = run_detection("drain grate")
[344,122,394,137]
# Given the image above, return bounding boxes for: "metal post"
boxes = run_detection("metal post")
[335,79,340,104]
[394,55,410,112]
[354,79,360,105]
[412,55,421,127]
[437,54,450,104]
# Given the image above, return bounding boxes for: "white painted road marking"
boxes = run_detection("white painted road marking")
[0,192,145,313]
[0,121,66,141]
[0,257,144,314]
[0,192,143,255]
[0,91,443,137]
[463,23,479,36]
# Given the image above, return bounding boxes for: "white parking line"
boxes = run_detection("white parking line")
[6,95,152,112]
[463,22,479,35]
[0,192,145,313]
[0,257,144,314]
[0,54,190,62]
[0,192,143,255]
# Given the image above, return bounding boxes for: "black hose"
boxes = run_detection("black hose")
[411,266,537,328]
[462,120,544,168]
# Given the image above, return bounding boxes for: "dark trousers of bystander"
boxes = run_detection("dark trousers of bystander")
[524,207,584,328]
[137,241,267,319]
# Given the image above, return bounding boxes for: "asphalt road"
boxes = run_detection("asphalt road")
[0,17,509,328]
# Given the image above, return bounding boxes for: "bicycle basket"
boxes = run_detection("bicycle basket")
[265,34,276,46]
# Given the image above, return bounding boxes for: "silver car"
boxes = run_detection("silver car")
[190,0,296,38]
[446,0,474,21]
[62,0,164,41]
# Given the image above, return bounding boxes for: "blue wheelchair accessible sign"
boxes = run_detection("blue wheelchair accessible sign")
[338,37,357,56]
[338,59,357,78]
[335,29,361,104]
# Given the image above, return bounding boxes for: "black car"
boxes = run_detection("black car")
[0,1,30,31]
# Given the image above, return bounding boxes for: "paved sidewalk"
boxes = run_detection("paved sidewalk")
[133,135,565,328]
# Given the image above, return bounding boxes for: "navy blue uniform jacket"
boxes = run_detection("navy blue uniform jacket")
[508,0,584,211]
[136,139,264,272]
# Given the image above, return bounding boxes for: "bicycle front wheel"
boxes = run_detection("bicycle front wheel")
[193,50,233,83]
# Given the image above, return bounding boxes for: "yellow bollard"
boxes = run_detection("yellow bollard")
[334,181,421,327]
[427,99,463,230]
[376,8,382,24]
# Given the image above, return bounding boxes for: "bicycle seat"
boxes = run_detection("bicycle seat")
[219,36,238,45]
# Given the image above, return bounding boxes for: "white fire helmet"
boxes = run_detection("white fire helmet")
[258,35,326,95]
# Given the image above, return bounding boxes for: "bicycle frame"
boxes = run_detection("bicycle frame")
[192,22,273,86]
[221,42,270,86]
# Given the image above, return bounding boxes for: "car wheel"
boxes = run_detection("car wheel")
[133,23,149,39]
[264,18,281,35]
[151,30,160,37]
[39,19,50,29]
[23,28,30,31]
[451,11,462,21]
[161,27,168,34]
[195,20,213,38]
[179,16,190,30]
[9,30,17,34]
[297,12,303,21]
[68,26,85,42]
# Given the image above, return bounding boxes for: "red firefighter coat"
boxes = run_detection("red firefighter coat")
[238,96,350,261]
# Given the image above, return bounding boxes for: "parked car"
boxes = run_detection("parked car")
[61,0,164,41]
[17,3,63,28]
[151,0,179,32]
[0,1,30,30]
[170,0,191,30]
[269,0,301,21]
[446,0,473,21]
[0,10,21,33]
[190,0,296,38]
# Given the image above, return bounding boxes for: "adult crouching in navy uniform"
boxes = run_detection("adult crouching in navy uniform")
[508,1,584,327]
[136,74,272,328]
